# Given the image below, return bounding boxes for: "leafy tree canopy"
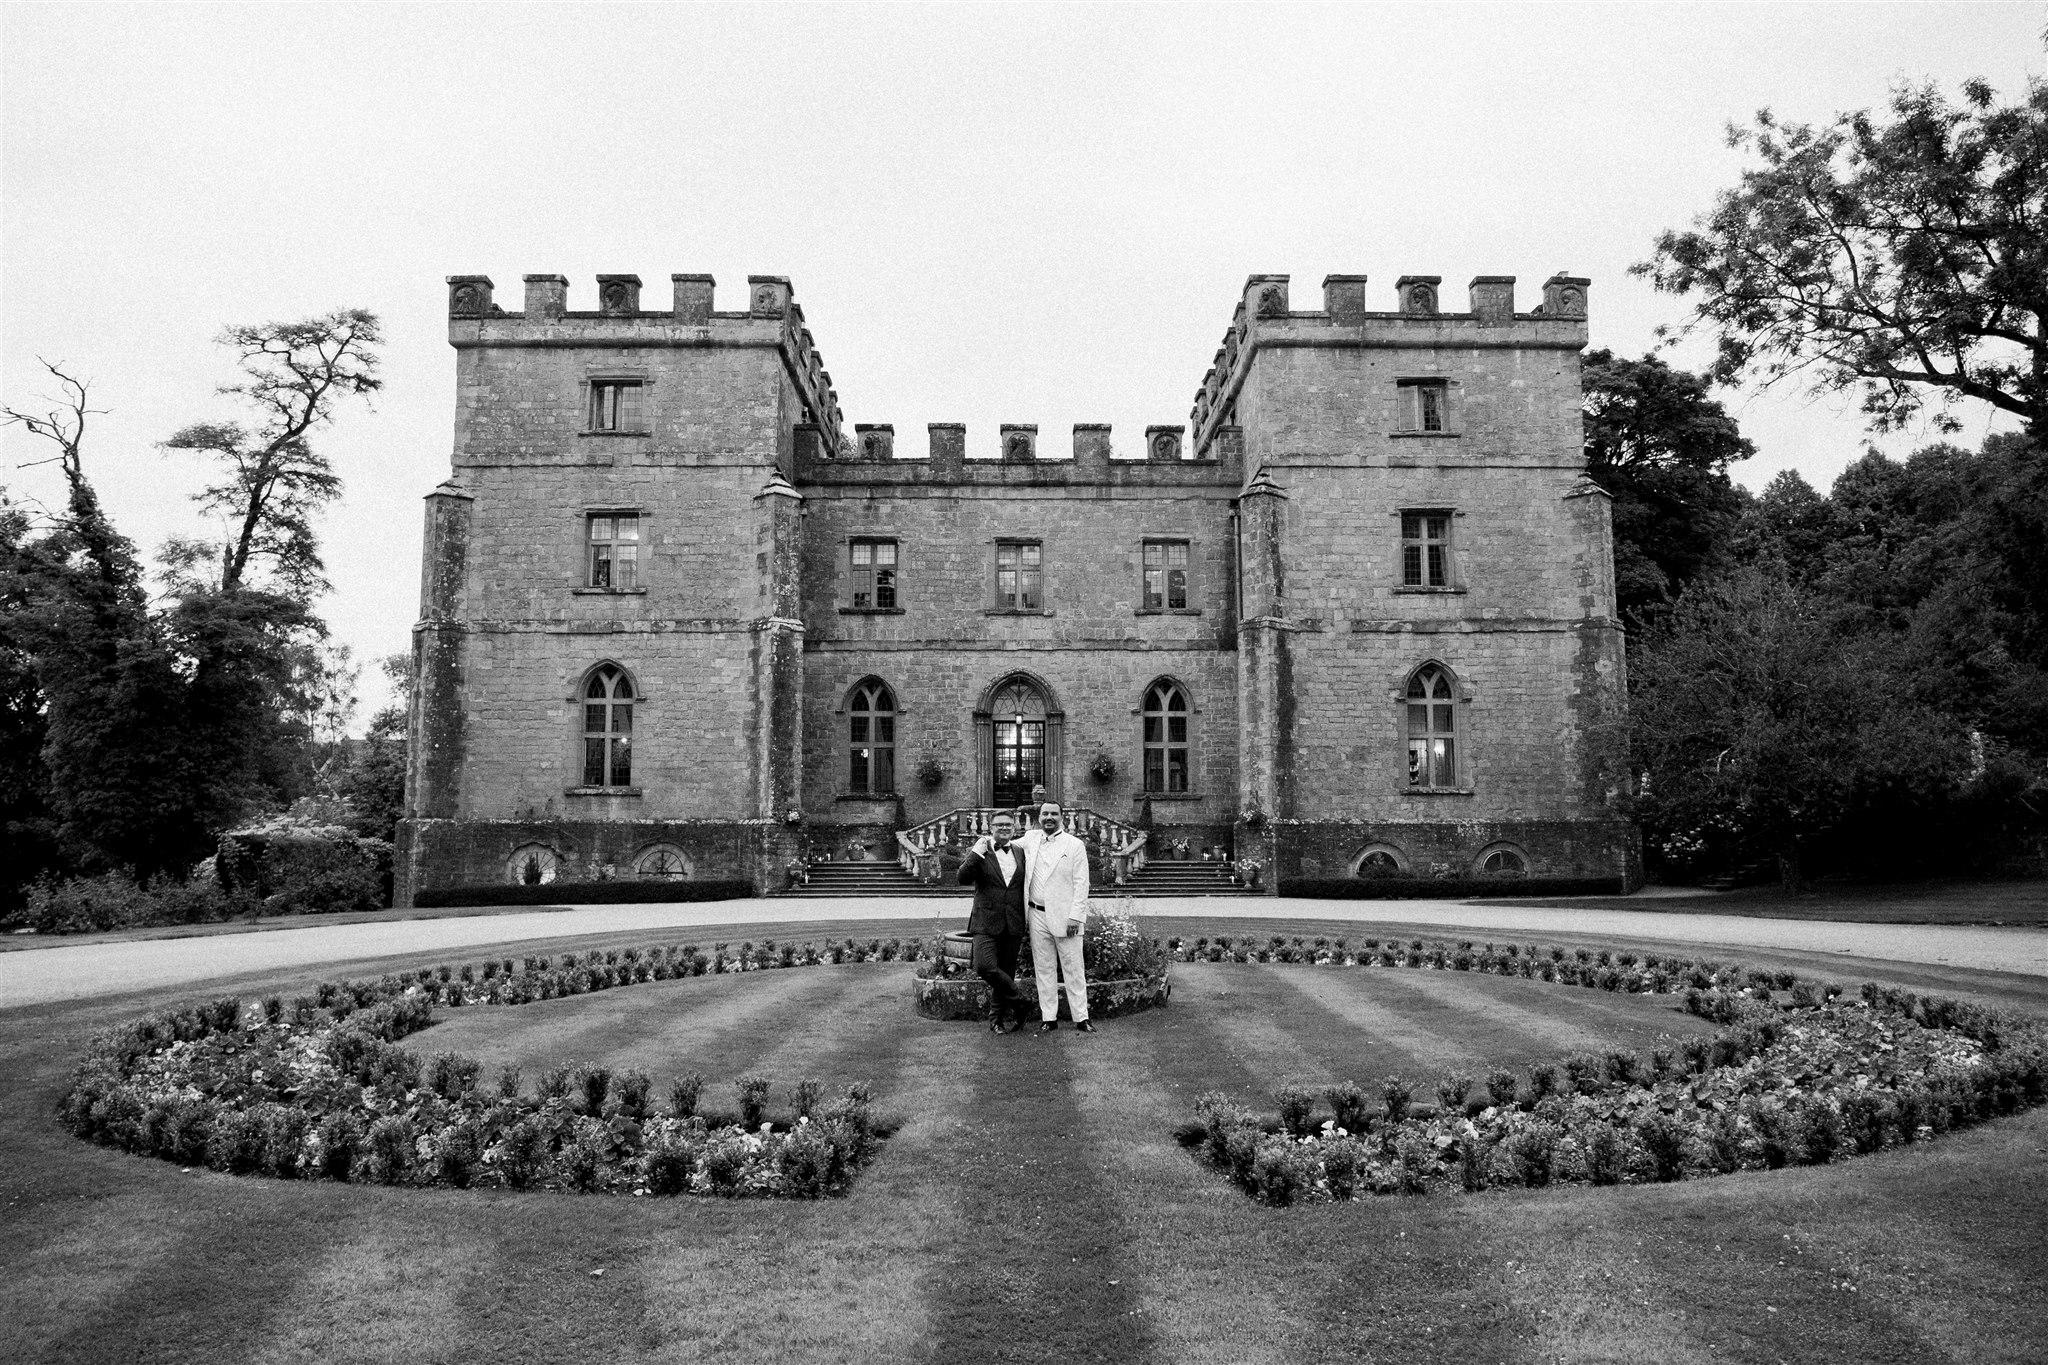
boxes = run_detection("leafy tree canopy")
[1638,77,2048,439]
[1582,349,1754,615]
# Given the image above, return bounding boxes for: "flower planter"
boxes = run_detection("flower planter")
[912,969,1170,1022]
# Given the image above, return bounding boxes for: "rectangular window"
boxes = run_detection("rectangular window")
[1397,379,1449,433]
[588,379,645,432]
[587,513,640,590]
[996,541,1043,611]
[1400,511,1452,588]
[850,539,898,609]
[1142,540,1190,610]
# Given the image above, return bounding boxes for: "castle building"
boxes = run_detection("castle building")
[395,268,1639,904]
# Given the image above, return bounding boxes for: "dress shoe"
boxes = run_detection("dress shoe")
[988,1014,1006,1034]
[1074,1021,1097,1033]
[1004,1013,1026,1033]
[1036,1021,1058,1034]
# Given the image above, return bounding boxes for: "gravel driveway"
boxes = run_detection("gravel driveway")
[5,893,2045,1009]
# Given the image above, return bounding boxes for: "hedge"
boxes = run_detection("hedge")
[414,879,756,908]
[1280,877,1629,899]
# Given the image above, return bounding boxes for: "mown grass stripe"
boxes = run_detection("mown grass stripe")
[1368,967,1704,1059]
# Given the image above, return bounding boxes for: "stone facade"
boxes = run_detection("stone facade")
[395,269,1638,904]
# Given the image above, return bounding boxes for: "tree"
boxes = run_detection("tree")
[1638,77,2048,440]
[1630,565,1972,890]
[160,309,382,599]
[1581,349,1754,616]
[2,364,212,879]
[334,653,410,842]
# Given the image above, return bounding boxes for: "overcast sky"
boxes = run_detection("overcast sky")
[4,2,2041,724]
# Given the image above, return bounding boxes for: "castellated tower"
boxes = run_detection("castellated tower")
[397,267,1635,906]
[397,273,825,902]
[1204,271,1633,883]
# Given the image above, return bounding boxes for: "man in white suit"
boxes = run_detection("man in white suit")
[1016,802,1095,1033]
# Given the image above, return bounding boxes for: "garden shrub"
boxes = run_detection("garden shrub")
[1324,1081,1371,1134]
[1381,1075,1413,1124]
[1276,1084,1317,1138]
[737,1075,771,1128]
[670,1072,705,1119]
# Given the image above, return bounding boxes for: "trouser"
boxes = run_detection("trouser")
[1027,906,1089,1022]
[971,930,1025,1018]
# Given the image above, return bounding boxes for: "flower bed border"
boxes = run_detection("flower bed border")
[58,936,929,1198]
[912,971,1170,1021]
[1164,931,2048,1203]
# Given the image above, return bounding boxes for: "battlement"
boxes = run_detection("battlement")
[1189,271,1590,456]
[795,422,1242,488]
[444,272,844,454]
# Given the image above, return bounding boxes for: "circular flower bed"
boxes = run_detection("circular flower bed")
[1171,936,2048,1204]
[911,909,1171,1021]
[59,939,914,1198]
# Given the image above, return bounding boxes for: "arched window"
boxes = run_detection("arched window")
[1354,845,1405,878]
[507,844,559,885]
[1478,846,1527,877]
[1405,664,1458,789]
[634,844,691,880]
[1142,680,1190,793]
[582,665,634,788]
[849,680,896,795]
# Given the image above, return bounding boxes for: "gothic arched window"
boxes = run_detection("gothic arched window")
[582,665,634,788]
[850,680,896,795]
[1405,664,1459,789]
[1142,680,1191,794]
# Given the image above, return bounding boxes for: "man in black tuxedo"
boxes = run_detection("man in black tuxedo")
[957,811,1030,1033]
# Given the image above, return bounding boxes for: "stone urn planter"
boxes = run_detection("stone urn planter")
[914,934,1170,1021]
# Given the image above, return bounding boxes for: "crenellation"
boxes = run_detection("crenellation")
[595,274,642,314]
[671,273,715,323]
[523,274,568,319]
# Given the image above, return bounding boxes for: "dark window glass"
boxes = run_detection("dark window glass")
[996,542,1043,611]
[1141,680,1191,793]
[849,681,896,794]
[1404,664,1458,788]
[588,513,640,589]
[1400,510,1452,588]
[589,380,645,432]
[1143,540,1191,610]
[851,540,898,609]
[581,665,634,787]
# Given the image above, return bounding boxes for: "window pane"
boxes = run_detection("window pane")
[851,749,869,791]
[1144,542,1162,567]
[852,542,871,566]
[1406,674,1428,698]
[1408,703,1428,734]
[584,739,606,786]
[1167,687,1186,712]
[1144,750,1163,792]
[997,543,1017,567]
[1427,544,1445,586]
[876,569,895,609]
[590,516,613,542]
[585,703,606,733]
[1421,386,1443,431]
[1022,544,1040,567]
[1168,716,1186,743]
[1425,516,1447,541]
[874,748,895,794]
[617,546,637,590]
[1432,673,1452,699]
[1166,568,1187,609]
[1433,703,1453,733]
[876,716,894,743]
[1144,716,1161,744]
[1021,570,1040,610]
[618,384,644,431]
[851,716,868,742]
[1167,542,1188,567]
[613,704,631,734]
[1402,513,1421,540]
[1433,738,1454,786]
[853,576,871,609]
[875,542,896,566]
[590,546,612,589]
[611,738,631,786]
[1144,568,1162,609]
[1168,753,1188,792]
[615,516,639,542]
[1403,545,1422,587]
[997,567,1016,606]
[1408,739,1427,784]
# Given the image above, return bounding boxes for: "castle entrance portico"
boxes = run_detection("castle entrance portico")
[976,674,1063,810]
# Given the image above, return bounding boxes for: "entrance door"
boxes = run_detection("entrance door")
[990,680,1048,810]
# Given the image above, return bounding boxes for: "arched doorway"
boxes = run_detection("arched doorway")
[974,673,1063,810]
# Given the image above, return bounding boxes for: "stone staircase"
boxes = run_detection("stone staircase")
[1123,857,1243,898]
[774,858,957,899]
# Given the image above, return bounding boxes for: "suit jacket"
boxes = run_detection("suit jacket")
[958,841,1027,936]
[1016,827,1090,935]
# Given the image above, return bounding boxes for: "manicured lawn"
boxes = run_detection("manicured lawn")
[4,918,2046,1364]
[1507,878,2048,926]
